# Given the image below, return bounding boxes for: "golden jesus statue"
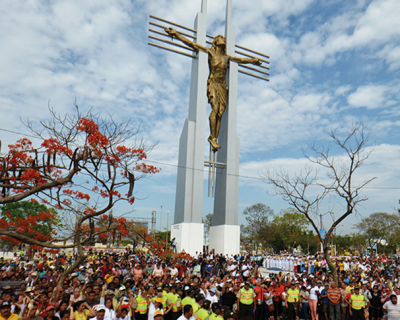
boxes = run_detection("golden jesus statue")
[165,27,262,151]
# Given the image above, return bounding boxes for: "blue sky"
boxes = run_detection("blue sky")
[0,0,399,236]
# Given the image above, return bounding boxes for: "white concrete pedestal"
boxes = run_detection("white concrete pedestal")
[170,222,204,255]
[208,225,240,255]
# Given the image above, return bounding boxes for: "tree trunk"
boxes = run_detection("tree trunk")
[52,253,86,299]
[323,241,338,286]
[52,230,86,299]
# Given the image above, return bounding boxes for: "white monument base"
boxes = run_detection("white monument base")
[170,222,204,255]
[208,225,240,255]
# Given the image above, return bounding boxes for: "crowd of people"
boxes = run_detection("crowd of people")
[1,249,400,320]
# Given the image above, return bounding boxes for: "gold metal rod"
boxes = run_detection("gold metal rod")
[235,50,270,67]
[238,70,270,81]
[150,15,197,33]
[236,44,270,59]
[235,50,270,65]
[238,64,270,76]
[149,23,197,41]
[148,42,196,59]
[149,28,212,48]
[206,34,215,39]
[149,35,196,52]
[150,20,212,44]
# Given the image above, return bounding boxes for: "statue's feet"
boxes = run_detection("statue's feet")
[208,137,221,152]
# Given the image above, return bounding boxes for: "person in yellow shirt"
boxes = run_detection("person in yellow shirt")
[349,286,369,320]
[104,269,114,284]
[208,303,223,320]
[0,302,19,320]
[236,282,255,319]
[339,260,344,272]
[286,282,300,320]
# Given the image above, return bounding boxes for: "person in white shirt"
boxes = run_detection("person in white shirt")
[92,305,107,320]
[383,294,400,320]
[205,288,218,304]
[177,305,195,320]
[309,281,320,320]
[241,262,250,280]
[170,266,179,277]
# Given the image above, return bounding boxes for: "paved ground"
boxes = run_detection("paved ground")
[0,252,14,260]
[260,267,295,277]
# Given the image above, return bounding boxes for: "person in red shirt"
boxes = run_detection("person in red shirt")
[274,273,288,319]
[254,279,266,320]
[100,262,112,279]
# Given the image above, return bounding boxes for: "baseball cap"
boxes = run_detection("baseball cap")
[224,311,235,320]
[0,302,11,309]
[212,303,220,312]
[95,305,107,312]
[154,310,163,317]
[202,300,211,309]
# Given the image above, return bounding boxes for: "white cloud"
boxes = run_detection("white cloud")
[347,85,389,109]
[292,0,400,66]
[0,0,399,230]
[335,85,352,96]
[239,143,400,232]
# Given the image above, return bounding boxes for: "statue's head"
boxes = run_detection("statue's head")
[211,35,226,54]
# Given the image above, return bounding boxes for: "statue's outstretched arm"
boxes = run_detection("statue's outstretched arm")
[165,27,210,54]
[229,56,262,66]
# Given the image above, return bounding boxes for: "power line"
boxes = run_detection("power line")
[145,158,264,181]
[1,127,400,190]
[144,158,400,189]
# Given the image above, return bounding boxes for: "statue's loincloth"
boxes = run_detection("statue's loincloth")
[207,79,228,113]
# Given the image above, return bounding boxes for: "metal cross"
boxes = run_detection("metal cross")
[148,2,270,198]
[204,147,226,197]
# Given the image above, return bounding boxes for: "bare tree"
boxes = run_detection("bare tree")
[265,124,376,285]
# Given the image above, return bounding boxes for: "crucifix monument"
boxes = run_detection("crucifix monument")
[148,0,269,255]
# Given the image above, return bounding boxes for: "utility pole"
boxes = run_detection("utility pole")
[160,205,163,231]
[165,211,170,251]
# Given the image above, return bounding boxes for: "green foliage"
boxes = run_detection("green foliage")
[155,230,170,244]
[241,203,274,252]
[269,209,315,253]
[356,212,400,252]
[241,205,321,254]
[1,201,59,239]
[203,213,213,232]
[356,212,400,253]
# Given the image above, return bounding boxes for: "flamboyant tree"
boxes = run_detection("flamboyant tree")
[0,201,60,247]
[0,106,160,289]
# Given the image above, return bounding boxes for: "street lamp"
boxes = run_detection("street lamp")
[160,205,163,231]
[167,211,169,232]
[166,211,169,250]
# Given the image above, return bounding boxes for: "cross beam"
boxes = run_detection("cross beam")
[148,15,270,81]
